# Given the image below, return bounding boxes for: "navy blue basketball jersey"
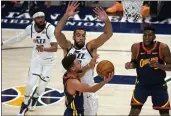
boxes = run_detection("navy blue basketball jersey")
[63,73,84,115]
[136,41,166,85]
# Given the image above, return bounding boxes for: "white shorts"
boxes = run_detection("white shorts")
[83,92,98,115]
[29,57,56,78]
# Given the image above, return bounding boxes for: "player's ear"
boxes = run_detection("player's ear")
[71,66,75,71]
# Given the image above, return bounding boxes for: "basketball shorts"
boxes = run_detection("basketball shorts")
[29,57,56,78]
[131,82,170,110]
[64,109,84,116]
[83,92,98,115]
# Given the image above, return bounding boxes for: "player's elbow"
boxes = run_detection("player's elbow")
[108,32,113,38]
[104,33,113,40]
[88,88,96,93]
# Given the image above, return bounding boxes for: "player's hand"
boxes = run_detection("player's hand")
[88,54,99,68]
[65,1,80,17]
[104,72,114,83]
[93,7,108,22]
[149,60,160,69]
[125,62,134,69]
[36,45,44,52]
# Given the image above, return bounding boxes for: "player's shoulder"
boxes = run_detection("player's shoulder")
[46,22,55,29]
[24,23,34,34]
[159,41,169,49]
[25,23,33,30]
[131,42,140,49]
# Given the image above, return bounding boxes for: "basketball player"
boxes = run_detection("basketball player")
[125,25,171,116]
[55,2,113,115]
[2,8,58,115]
[62,54,113,116]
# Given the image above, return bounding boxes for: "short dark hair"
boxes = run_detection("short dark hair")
[62,54,76,71]
[143,25,155,33]
[73,27,86,35]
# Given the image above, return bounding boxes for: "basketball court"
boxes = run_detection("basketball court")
[1,1,171,115]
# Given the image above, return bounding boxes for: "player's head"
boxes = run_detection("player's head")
[31,8,46,29]
[73,28,86,49]
[143,25,156,46]
[62,54,82,73]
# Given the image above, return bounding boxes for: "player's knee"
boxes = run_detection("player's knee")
[129,105,142,116]
[27,73,40,86]
[40,76,50,83]
[159,109,170,115]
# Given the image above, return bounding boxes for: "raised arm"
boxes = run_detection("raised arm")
[87,7,113,51]
[54,2,80,50]
[2,25,30,46]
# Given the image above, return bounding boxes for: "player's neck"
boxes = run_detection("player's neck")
[67,71,78,77]
[144,41,156,50]
[73,45,84,50]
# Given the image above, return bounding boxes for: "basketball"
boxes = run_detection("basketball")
[96,60,115,78]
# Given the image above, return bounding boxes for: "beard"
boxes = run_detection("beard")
[74,40,85,49]
[35,22,46,29]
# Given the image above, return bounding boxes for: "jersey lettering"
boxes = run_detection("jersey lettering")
[35,39,46,44]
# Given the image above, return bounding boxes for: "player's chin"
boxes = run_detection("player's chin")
[143,41,151,46]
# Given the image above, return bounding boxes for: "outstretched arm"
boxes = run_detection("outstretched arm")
[54,2,80,50]
[2,25,30,46]
[87,7,113,51]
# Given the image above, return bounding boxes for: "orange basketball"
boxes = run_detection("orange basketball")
[96,60,115,78]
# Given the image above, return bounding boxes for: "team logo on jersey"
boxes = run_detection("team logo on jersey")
[1,86,64,107]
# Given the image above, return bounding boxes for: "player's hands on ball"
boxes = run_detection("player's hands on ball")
[104,72,114,83]
[88,54,99,68]
[125,62,134,69]
[65,1,80,17]
[93,7,108,22]
[36,45,44,52]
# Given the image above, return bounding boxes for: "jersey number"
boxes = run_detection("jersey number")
[36,39,46,44]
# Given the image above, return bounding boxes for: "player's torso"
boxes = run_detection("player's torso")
[136,41,166,85]
[66,45,95,85]
[31,22,55,59]
[63,74,84,112]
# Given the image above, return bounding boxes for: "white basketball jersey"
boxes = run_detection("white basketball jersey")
[67,45,95,85]
[31,22,56,59]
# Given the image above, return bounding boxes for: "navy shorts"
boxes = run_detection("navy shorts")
[64,109,84,116]
[131,82,170,110]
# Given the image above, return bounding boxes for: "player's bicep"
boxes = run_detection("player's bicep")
[88,34,109,50]
[161,44,171,64]
[70,80,91,92]
[131,43,139,60]
[47,25,57,43]
[54,30,72,50]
